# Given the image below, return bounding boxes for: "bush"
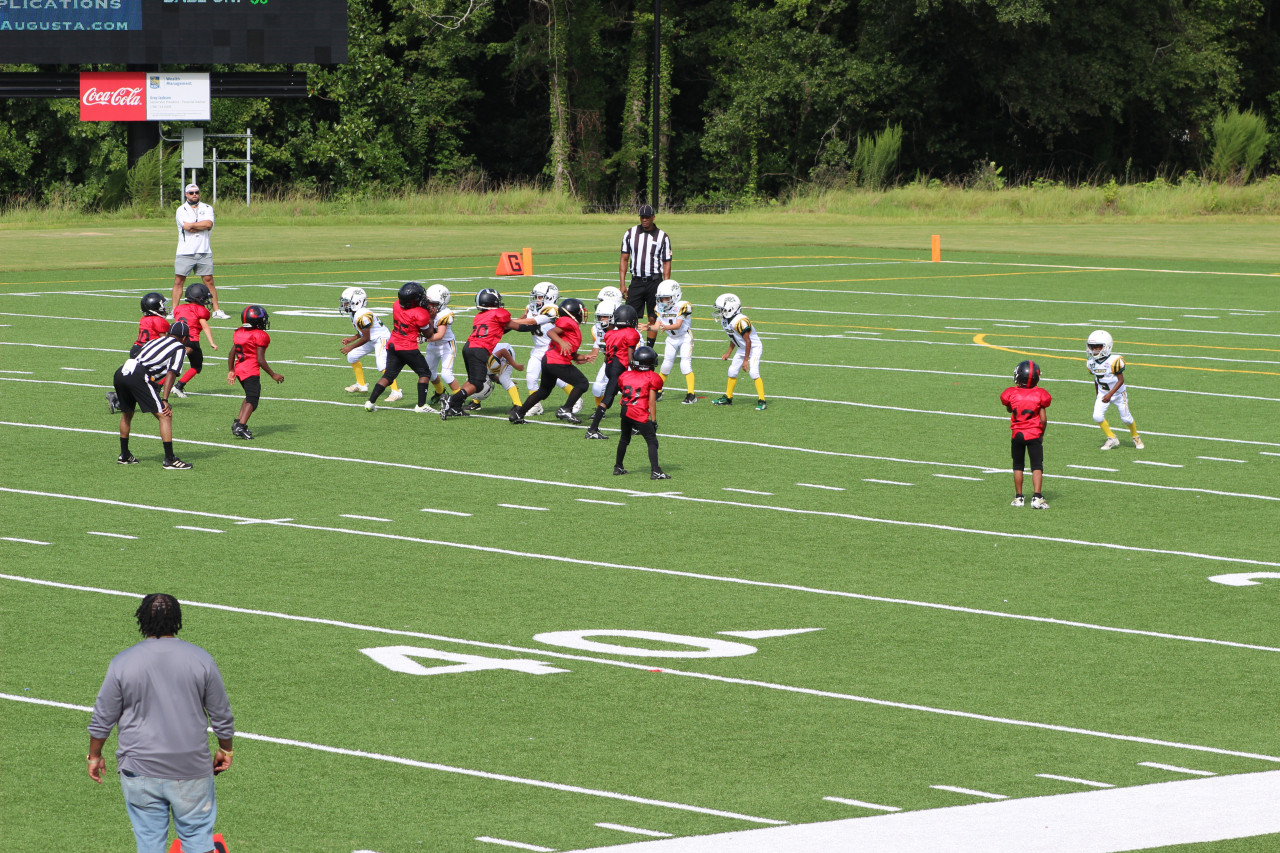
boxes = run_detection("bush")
[851,124,903,190]
[1207,108,1271,183]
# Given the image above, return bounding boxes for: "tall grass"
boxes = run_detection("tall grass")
[851,124,903,190]
[1207,108,1271,183]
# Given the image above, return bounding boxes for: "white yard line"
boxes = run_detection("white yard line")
[822,797,901,812]
[1138,761,1215,776]
[1035,773,1113,788]
[930,785,1007,800]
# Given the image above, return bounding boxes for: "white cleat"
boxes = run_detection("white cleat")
[211,309,230,320]
[364,401,376,412]
[1133,437,1144,450]
[386,389,404,402]
[1100,437,1120,451]
[571,397,583,414]
[1030,496,1049,509]
[413,403,438,414]
[1010,496,1025,507]
[345,383,369,393]
[527,402,545,417]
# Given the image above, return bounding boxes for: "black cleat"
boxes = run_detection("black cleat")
[508,407,526,424]
[117,453,139,465]
[233,423,254,440]
[106,391,121,414]
[555,407,582,424]
[464,400,481,411]
[682,393,697,404]
[162,457,193,470]
[655,391,664,402]
[584,429,608,439]
[650,470,670,480]
[612,466,628,475]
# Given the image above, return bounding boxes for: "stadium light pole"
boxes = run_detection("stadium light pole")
[652,0,660,210]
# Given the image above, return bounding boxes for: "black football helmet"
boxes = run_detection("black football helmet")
[632,346,657,371]
[559,298,586,323]
[184,282,212,308]
[1014,360,1041,388]
[141,292,168,317]
[476,288,504,309]
[398,281,427,309]
[241,305,270,330]
[612,304,639,328]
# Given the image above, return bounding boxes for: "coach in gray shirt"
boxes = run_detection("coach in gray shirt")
[88,593,235,853]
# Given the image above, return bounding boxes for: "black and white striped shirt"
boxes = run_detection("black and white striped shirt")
[123,335,187,382]
[620,225,672,279]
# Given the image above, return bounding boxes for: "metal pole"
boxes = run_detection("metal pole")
[213,147,218,206]
[652,0,661,209]
[246,128,252,206]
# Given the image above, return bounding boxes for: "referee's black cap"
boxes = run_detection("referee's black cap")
[638,203,656,217]
[169,320,191,340]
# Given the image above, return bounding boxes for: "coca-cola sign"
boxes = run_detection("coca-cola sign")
[80,72,146,121]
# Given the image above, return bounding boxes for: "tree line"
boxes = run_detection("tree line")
[2,0,1276,209]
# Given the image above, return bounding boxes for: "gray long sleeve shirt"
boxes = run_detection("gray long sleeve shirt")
[88,637,235,780]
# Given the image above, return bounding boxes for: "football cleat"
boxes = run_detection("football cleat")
[345,383,368,393]
[1010,496,1025,507]
[1030,496,1049,509]
[1100,437,1120,450]
[755,400,767,411]
[238,425,255,440]
[613,466,628,475]
[507,407,526,424]
[584,429,607,440]
[429,392,444,407]
[117,453,139,465]
[211,309,230,320]
[655,391,664,402]
[682,393,697,404]
[413,403,438,414]
[713,396,733,406]
[386,389,404,402]
[1133,437,1145,449]
[650,470,671,480]
[527,402,545,417]
[162,457,193,470]
[555,407,581,424]
[364,401,376,412]
[172,383,187,398]
[106,391,121,414]
[464,401,481,411]
[571,397,584,414]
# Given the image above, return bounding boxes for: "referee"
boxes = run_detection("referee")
[619,203,672,349]
[109,321,194,469]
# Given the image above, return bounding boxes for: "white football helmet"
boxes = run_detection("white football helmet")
[714,293,742,320]
[529,281,559,312]
[656,279,681,311]
[1087,330,1113,360]
[596,286,623,305]
[425,284,451,310]
[596,299,620,326]
[340,286,367,315]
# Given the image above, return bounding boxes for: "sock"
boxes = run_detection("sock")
[1128,421,1139,437]
[686,372,696,393]
[390,380,400,393]
[351,363,365,386]
[589,405,606,431]
[448,390,466,411]
[120,437,129,455]
[646,336,657,348]
[659,372,668,384]
[432,379,445,394]
[594,395,604,408]
[506,386,522,406]
[754,377,766,400]
[418,384,428,407]
[369,384,386,404]
[179,367,197,384]
[1100,420,1116,439]
[726,377,738,399]
[162,441,174,459]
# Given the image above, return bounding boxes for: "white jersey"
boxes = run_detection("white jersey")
[591,321,610,348]
[431,307,457,345]
[657,300,693,338]
[351,308,390,342]
[525,304,559,356]
[720,313,761,350]
[1087,353,1125,393]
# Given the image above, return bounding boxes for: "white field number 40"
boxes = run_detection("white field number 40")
[359,630,805,677]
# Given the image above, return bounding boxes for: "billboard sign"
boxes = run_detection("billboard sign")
[80,72,211,121]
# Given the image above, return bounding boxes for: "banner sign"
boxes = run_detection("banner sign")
[80,72,210,121]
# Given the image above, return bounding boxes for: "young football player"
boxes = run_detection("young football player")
[712,293,766,410]
[1086,329,1143,450]
[130,292,171,357]
[338,286,402,402]
[170,282,218,398]
[508,298,593,424]
[466,340,526,411]
[421,284,464,406]
[226,305,284,440]
[365,282,436,413]
[613,346,668,479]
[585,303,640,439]
[522,281,576,415]
[653,279,697,404]
[1000,360,1052,509]
[443,288,537,419]
[587,299,619,408]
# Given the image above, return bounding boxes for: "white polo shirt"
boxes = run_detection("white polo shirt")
[175,202,215,255]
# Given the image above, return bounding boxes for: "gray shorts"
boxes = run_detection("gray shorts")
[176,253,213,276]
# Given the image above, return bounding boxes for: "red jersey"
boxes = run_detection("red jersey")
[1000,386,1052,440]
[466,307,513,352]
[231,327,272,379]
[604,326,641,366]
[618,369,664,421]
[173,303,211,342]
[134,315,170,348]
[390,303,433,350]
[546,316,582,365]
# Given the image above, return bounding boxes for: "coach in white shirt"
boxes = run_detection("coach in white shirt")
[171,184,229,319]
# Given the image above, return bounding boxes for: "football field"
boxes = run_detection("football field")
[2,234,1279,853]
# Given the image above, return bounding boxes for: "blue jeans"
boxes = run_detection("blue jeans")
[120,771,217,853]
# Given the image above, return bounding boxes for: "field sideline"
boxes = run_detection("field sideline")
[1,223,1278,853]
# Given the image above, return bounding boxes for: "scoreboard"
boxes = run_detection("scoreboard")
[0,0,347,64]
